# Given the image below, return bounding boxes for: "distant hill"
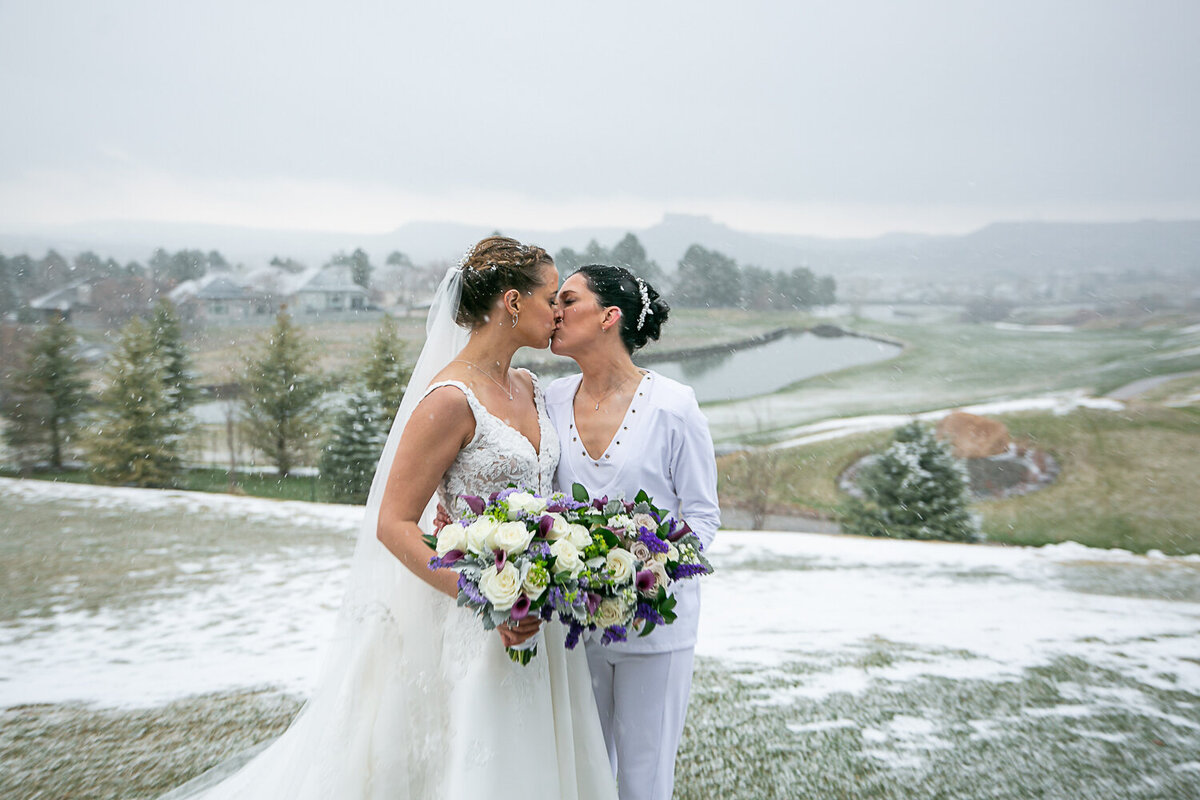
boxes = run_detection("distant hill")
[3,217,1198,277]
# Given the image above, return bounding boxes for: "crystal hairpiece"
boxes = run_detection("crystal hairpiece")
[635,277,653,331]
[456,247,498,273]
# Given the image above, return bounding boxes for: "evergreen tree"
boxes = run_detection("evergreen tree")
[319,385,388,504]
[86,316,184,487]
[841,421,980,542]
[363,314,410,428]
[610,233,664,284]
[240,309,325,477]
[149,300,198,415]
[1,314,88,471]
[674,244,741,308]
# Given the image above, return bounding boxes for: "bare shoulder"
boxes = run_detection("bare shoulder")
[413,383,475,427]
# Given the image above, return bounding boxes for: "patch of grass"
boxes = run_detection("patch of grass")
[981,407,1200,554]
[675,656,1200,800]
[0,466,336,503]
[721,405,1200,555]
[0,691,301,800]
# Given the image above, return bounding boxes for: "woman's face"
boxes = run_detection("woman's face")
[512,261,560,349]
[550,272,606,357]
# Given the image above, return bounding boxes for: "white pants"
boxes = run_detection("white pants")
[584,644,696,800]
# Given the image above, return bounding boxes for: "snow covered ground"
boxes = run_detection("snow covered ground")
[3,477,1198,713]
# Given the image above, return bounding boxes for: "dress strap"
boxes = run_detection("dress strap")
[421,379,486,422]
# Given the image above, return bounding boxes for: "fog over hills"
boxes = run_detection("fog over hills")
[3,216,1198,278]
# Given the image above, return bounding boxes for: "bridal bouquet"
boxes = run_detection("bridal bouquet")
[425,484,713,665]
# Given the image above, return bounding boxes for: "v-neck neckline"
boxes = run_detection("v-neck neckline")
[441,378,545,457]
[570,371,651,463]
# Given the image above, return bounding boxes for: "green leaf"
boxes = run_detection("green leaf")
[639,620,657,638]
[634,489,650,504]
[572,482,590,503]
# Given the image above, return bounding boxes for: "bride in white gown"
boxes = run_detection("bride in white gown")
[162,237,616,800]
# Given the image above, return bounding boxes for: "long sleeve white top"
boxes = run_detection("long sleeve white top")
[545,370,720,654]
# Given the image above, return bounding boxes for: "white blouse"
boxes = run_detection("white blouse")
[545,370,720,654]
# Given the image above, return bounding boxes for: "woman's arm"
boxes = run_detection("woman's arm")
[376,385,475,599]
[670,393,721,549]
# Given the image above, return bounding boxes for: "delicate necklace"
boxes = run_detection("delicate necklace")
[452,359,513,400]
[581,373,636,411]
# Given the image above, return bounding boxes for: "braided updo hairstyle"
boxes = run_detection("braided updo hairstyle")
[574,264,670,353]
[455,236,554,328]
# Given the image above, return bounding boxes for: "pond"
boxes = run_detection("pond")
[643,329,901,403]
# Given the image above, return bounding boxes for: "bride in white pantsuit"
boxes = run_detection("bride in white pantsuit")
[546,265,721,800]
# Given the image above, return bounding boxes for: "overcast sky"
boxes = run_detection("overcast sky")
[1,0,1197,237]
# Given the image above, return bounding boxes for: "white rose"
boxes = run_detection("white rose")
[595,597,626,629]
[667,542,679,561]
[632,513,658,532]
[505,491,547,518]
[606,548,637,585]
[653,551,669,565]
[465,516,500,554]
[493,521,534,555]
[522,563,549,599]
[629,540,652,563]
[435,523,468,557]
[550,539,584,577]
[566,523,592,549]
[647,560,669,589]
[544,513,571,541]
[478,562,522,610]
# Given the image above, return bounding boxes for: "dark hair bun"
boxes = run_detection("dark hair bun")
[574,264,670,353]
[456,236,553,328]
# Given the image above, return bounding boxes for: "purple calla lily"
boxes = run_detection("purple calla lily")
[636,569,656,594]
[666,520,692,542]
[591,495,609,510]
[586,592,602,615]
[494,548,507,571]
[459,494,486,515]
[538,515,554,537]
[511,594,531,620]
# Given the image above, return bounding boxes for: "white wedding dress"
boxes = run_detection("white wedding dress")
[162,268,616,800]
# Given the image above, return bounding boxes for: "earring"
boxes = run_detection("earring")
[511,312,519,328]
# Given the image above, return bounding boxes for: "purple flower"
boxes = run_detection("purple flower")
[601,625,628,645]
[547,498,588,513]
[510,594,531,620]
[493,548,507,571]
[539,604,555,621]
[565,622,584,649]
[671,562,710,580]
[459,494,486,515]
[591,495,609,511]
[637,528,669,554]
[666,519,692,543]
[528,541,551,558]
[458,573,487,606]
[495,487,519,502]
[538,515,554,537]
[586,592,602,616]
[635,602,665,626]
[623,501,636,513]
[429,549,464,570]
[635,569,656,594]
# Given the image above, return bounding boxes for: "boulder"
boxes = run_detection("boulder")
[936,412,1010,459]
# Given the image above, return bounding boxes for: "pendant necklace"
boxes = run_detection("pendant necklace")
[452,359,513,400]
[583,373,634,411]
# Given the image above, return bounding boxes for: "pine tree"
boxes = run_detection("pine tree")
[240,309,325,477]
[842,421,980,542]
[1,314,88,471]
[86,316,184,487]
[319,385,388,504]
[149,300,198,416]
[363,314,409,428]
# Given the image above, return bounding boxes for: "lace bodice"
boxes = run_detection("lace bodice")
[423,371,559,518]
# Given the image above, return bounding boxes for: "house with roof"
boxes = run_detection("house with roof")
[28,280,102,325]
[169,274,268,322]
[291,264,368,313]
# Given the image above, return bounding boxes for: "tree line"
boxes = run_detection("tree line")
[1,305,411,503]
[553,234,836,310]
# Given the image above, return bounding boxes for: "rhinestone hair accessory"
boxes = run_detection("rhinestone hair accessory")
[456,246,498,274]
[635,277,653,331]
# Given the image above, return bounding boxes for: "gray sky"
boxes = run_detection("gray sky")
[1,0,1197,237]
